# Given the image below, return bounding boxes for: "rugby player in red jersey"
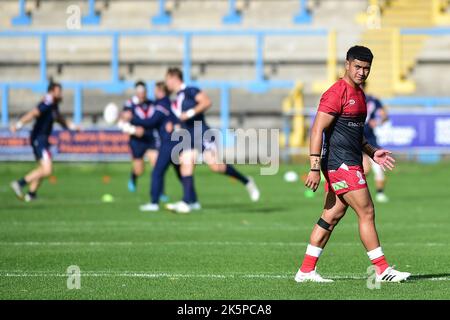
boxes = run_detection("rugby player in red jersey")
[295,46,411,283]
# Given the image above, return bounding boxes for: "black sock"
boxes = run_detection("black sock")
[18,177,27,187]
[28,191,37,198]
[377,188,384,194]
[224,165,249,185]
[130,172,137,185]
[181,176,196,204]
[191,175,198,203]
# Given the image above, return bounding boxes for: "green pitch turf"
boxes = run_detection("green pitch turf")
[0,161,449,300]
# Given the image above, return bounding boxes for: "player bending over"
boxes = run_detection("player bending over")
[296,46,411,283]
[10,82,76,202]
[163,67,260,214]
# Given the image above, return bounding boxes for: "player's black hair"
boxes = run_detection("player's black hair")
[134,80,147,89]
[47,82,62,92]
[167,67,183,81]
[156,81,170,96]
[346,46,373,63]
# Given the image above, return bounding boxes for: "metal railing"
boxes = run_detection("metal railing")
[0,28,329,142]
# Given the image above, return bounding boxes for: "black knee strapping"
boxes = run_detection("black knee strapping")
[317,218,332,231]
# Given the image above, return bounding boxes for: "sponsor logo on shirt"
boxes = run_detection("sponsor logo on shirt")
[347,121,365,127]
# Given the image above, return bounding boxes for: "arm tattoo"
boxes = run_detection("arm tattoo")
[310,155,321,171]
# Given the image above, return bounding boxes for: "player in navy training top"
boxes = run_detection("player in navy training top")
[163,67,260,214]
[10,82,76,202]
[361,82,390,203]
[121,87,181,212]
[297,46,410,283]
[121,81,162,194]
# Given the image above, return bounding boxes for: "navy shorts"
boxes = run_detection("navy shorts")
[31,137,52,161]
[129,137,158,159]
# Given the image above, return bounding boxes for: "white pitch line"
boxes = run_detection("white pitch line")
[0,271,448,282]
[2,221,448,231]
[0,241,447,247]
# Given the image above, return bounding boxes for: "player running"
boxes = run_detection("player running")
[296,46,410,283]
[163,67,260,214]
[121,81,167,201]
[361,82,390,203]
[10,82,76,202]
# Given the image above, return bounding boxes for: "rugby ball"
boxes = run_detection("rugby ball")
[103,103,119,124]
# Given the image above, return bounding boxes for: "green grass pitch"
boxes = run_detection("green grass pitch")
[0,161,449,299]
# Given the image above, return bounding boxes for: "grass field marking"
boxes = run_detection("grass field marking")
[0,241,447,247]
[2,221,447,232]
[0,271,449,282]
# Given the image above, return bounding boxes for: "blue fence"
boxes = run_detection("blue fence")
[11,0,312,26]
[0,28,328,138]
[1,27,450,142]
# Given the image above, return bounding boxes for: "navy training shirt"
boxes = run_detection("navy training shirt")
[31,94,60,141]
[171,84,209,131]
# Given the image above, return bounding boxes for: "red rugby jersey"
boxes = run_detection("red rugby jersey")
[317,79,367,170]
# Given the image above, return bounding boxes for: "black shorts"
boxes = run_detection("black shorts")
[31,136,52,161]
[129,138,158,159]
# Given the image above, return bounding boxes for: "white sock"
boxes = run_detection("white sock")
[367,247,384,260]
[306,244,323,258]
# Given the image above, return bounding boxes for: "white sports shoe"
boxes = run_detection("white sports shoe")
[139,203,159,212]
[24,194,37,202]
[376,266,411,282]
[166,201,191,214]
[375,193,389,203]
[245,177,260,202]
[10,181,24,200]
[189,202,202,211]
[294,268,334,283]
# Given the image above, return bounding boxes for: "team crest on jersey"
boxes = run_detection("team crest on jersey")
[349,99,356,105]
[356,171,366,185]
[332,181,348,191]
[172,92,185,118]
[135,105,154,119]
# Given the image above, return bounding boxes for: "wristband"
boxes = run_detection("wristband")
[16,121,23,130]
[310,169,320,172]
[186,109,196,119]
[121,123,137,135]
[128,125,137,135]
[117,120,126,130]
[310,154,321,157]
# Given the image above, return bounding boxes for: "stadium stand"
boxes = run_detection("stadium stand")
[1,0,450,149]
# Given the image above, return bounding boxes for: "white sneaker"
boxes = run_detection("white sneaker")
[189,202,202,211]
[24,194,36,202]
[139,203,159,212]
[10,181,24,200]
[245,177,260,202]
[376,193,389,203]
[376,266,411,282]
[294,268,334,283]
[166,201,191,214]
